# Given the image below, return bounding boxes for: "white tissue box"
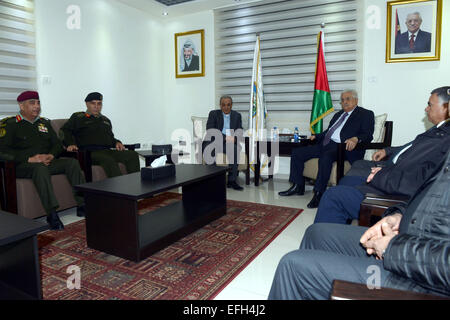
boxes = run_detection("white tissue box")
[141,164,176,181]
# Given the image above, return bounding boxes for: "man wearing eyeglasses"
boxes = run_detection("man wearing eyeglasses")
[278,90,375,209]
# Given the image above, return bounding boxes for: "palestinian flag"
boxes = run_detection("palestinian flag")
[310,31,334,134]
[395,9,401,38]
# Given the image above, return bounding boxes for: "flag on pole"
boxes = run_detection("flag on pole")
[309,31,334,134]
[248,35,267,169]
[395,9,401,38]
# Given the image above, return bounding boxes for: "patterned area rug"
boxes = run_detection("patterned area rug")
[39,193,302,300]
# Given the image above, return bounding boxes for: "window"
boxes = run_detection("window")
[0,0,36,113]
[215,0,357,112]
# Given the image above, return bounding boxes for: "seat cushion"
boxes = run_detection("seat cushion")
[303,158,351,186]
[364,113,387,160]
[215,152,248,171]
[91,163,127,182]
[16,174,77,219]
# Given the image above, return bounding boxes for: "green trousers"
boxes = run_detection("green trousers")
[91,149,140,178]
[15,158,85,216]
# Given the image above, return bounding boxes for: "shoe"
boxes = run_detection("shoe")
[278,183,305,196]
[307,191,323,209]
[227,181,244,191]
[46,211,64,231]
[77,205,86,217]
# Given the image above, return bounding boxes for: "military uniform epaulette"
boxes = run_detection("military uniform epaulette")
[0,116,15,125]
[75,111,86,118]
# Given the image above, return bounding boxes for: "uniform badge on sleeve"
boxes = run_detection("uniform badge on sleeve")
[0,128,6,138]
[38,123,48,133]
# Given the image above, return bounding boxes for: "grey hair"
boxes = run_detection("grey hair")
[220,95,233,105]
[341,89,358,100]
[431,86,450,105]
[406,12,423,22]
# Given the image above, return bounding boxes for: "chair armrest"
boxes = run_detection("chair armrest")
[359,194,410,227]
[331,280,448,300]
[74,150,93,182]
[0,159,18,213]
[124,143,140,151]
[364,193,409,203]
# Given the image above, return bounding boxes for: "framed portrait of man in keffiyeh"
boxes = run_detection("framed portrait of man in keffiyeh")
[175,29,205,78]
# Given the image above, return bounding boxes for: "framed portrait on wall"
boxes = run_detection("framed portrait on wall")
[175,29,205,78]
[386,0,442,63]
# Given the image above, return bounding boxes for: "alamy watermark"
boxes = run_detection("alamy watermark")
[66,5,81,30]
[366,265,381,290]
[66,265,81,290]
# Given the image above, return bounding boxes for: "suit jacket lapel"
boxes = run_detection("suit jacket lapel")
[217,110,224,131]
[230,111,237,130]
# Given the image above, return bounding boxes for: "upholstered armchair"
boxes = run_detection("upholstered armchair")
[52,119,139,182]
[303,116,393,186]
[191,116,250,185]
[0,119,79,219]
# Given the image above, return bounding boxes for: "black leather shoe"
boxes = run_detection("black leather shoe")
[227,181,244,191]
[307,191,323,209]
[278,184,305,196]
[46,212,64,231]
[77,205,86,217]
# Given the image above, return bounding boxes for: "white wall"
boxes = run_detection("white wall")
[29,0,449,152]
[34,0,165,145]
[360,0,450,146]
[160,10,216,145]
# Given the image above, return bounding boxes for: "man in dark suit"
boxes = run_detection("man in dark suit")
[268,148,450,299]
[314,86,450,224]
[203,95,244,190]
[279,90,375,209]
[395,12,431,54]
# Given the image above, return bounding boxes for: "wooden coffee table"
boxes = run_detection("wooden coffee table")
[0,211,48,299]
[74,164,227,262]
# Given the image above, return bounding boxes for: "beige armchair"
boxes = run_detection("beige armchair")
[191,116,250,185]
[53,119,135,182]
[0,119,78,219]
[303,114,392,186]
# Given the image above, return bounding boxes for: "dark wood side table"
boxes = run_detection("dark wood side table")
[255,139,312,186]
[0,211,48,300]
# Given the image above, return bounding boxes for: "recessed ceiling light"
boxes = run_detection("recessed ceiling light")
[162,11,168,16]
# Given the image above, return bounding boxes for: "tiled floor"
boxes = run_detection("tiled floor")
[38,174,317,300]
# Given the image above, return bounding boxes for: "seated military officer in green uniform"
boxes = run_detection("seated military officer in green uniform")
[61,92,140,178]
[0,91,86,231]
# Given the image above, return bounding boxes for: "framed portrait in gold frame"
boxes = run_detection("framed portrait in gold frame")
[175,29,205,78]
[386,0,442,63]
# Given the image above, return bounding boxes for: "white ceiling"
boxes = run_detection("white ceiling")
[116,0,263,19]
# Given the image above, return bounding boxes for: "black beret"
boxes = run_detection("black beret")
[85,92,103,102]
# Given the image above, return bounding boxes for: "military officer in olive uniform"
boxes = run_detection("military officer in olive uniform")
[0,91,86,230]
[61,92,140,178]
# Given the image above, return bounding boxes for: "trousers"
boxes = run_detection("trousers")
[91,149,140,178]
[15,158,85,216]
[289,141,340,193]
[313,185,365,224]
[268,223,390,300]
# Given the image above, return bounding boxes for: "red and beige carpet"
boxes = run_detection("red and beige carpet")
[39,193,302,300]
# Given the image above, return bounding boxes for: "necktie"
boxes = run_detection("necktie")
[323,112,348,146]
[409,34,415,50]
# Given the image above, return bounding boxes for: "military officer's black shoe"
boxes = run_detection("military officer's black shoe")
[307,191,323,209]
[278,183,305,196]
[77,205,86,217]
[46,211,64,231]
